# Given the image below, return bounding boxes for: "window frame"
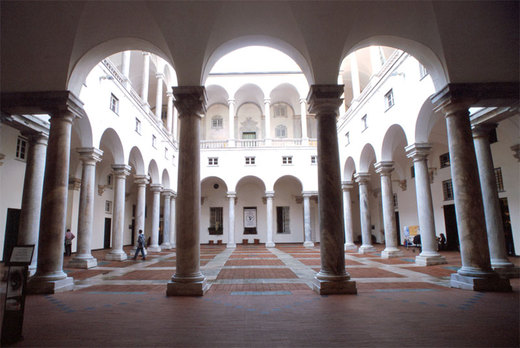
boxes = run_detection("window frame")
[245,156,256,165]
[275,125,287,138]
[384,89,394,111]
[15,136,28,161]
[282,156,293,165]
[439,152,450,168]
[211,115,223,129]
[276,206,290,234]
[110,93,119,114]
[442,179,454,201]
[135,117,142,134]
[208,157,219,166]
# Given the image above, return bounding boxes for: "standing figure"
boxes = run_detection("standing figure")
[64,228,75,256]
[133,230,146,260]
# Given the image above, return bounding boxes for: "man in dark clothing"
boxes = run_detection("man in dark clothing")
[133,230,146,260]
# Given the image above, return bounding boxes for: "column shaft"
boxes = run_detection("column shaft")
[141,52,150,106]
[227,192,236,248]
[265,192,275,247]
[228,99,235,147]
[105,165,130,261]
[303,194,314,247]
[264,99,271,145]
[148,184,162,251]
[300,99,309,145]
[342,182,356,250]
[355,173,376,253]
[161,190,172,249]
[166,92,174,134]
[155,74,164,121]
[170,194,176,248]
[133,175,149,248]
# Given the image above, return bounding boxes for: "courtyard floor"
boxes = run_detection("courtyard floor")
[1,244,519,347]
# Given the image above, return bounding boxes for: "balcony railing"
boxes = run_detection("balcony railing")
[201,140,228,149]
[201,138,317,149]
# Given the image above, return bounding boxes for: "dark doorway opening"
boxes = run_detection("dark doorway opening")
[499,197,515,256]
[3,208,21,262]
[443,204,459,251]
[395,211,401,246]
[104,218,112,249]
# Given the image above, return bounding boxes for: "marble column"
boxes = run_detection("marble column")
[354,173,376,254]
[121,51,131,88]
[432,89,510,291]
[105,164,131,261]
[303,192,314,247]
[300,98,309,145]
[141,52,150,108]
[167,86,208,296]
[69,147,103,269]
[166,92,174,134]
[161,189,173,249]
[227,192,236,248]
[473,124,518,278]
[133,175,149,249]
[28,109,77,293]
[405,143,446,266]
[350,52,361,99]
[170,193,177,248]
[148,184,162,252]
[17,132,48,276]
[228,99,235,147]
[265,191,275,247]
[307,84,357,295]
[375,162,403,258]
[341,182,357,251]
[264,98,271,145]
[155,73,164,121]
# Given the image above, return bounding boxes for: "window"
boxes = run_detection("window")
[311,155,317,164]
[152,134,157,148]
[275,125,287,138]
[242,132,256,139]
[211,116,223,129]
[440,152,450,168]
[164,147,168,159]
[172,154,176,166]
[495,167,504,192]
[209,207,223,235]
[282,156,293,165]
[345,131,350,145]
[384,89,394,110]
[105,200,113,213]
[274,104,287,117]
[276,206,290,233]
[245,156,255,165]
[106,174,113,188]
[15,136,27,160]
[419,64,428,80]
[361,114,368,131]
[442,179,454,201]
[393,193,398,208]
[208,157,219,166]
[489,128,498,144]
[110,93,119,114]
[135,118,142,134]
[410,166,415,178]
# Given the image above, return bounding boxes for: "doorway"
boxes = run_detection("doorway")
[443,204,459,251]
[3,208,21,262]
[499,197,515,256]
[104,218,111,249]
[395,211,401,246]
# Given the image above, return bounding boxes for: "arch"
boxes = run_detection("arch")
[147,160,160,185]
[201,36,314,85]
[414,97,444,143]
[201,176,229,193]
[269,83,301,112]
[73,113,93,148]
[359,143,377,173]
[234,83,265,111]
[206,84,230,107]
[341,36,448,91]
[98,128,124,164]
[381,124,408,161]
[234,175,266,193]
[128,147,145,176]
[273,175,303,192]
[67,37,174,96]
[343,157,357,181]
[161,169,170,189]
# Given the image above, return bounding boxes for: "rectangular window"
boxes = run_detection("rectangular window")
[208,157,219,166]
[152,134,157,148]
[105,200,113,213]
[439,152,450,168]
[276,206,290,233]
[110,93,119,114]
[410,166,415,178]
[489,128,498,144]
[245,156,255,165]
[275,125,287,138]
[164,147,168,159]
[384,89,394,110]
[274,104,287,117]
[393,193,398,208]
[282,156,293,165]
[495,167,504,192]
[419,64,428,80]
[135,118,142,134]
[345,131,350,145]
[15,136,27,160]
[361,114,368,131]
[211,116,223,129]
[242,132,256,139]
[442,179,454,201]
[311,155,317,164]
[209,207,223,235]
[106,174,113,188]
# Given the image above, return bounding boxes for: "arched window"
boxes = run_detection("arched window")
[211,115,223,129]
[275,125,287,138]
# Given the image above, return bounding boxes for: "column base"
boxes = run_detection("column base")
[27,276,74,294]
[68,257,98,269]
[493,265,520,279]
[166,279,209,296]
[312,274,357,295]
[344,243,357,251]
[160,243,172,250]
[105,251,128,261]
[415,253,447,266]
[303,241,315,248]
[358,245,376,254]
[450,272,511,292]
[226,243,236,249]
[265,242,275,248]
[147,245,161,252]
[381,248,403,259]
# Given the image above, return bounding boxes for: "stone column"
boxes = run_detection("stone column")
[161,189,173,249]
[300,98,309,145]
[105,164,131,261]
[264,98,271,145]
[17,132,48,276]
[28,109,77,293]
[228,99,235,147]
[265,191,275,247]
[148,184,162,252]
[69,147,103,269]
[432,88,510,291]
[227,192,236,248]
[406,144,446,266]
[141,52,150,108]
[375,162,402,258]
[341,182,357,251]
[167,86,208,296]
[307,84,357,295]
[121,51,131,88]
[166,92,174,134]
[354,173,376,254]
[170,193,177,248]
[473,124,518,278]
[350,52,361,99]
[133,175,149,249]
[173,107,179,142]
[155,73,164,121]
[303,192,314,247]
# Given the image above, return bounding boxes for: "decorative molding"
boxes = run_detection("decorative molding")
[69,177,81,191]
[511,144,520,162]
[98,185,106,196]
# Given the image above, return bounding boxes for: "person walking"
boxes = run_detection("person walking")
[133,230,146,260]
[64,228,75,256]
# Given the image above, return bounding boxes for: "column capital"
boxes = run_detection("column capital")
[263,98,271,105]
[156,73,165,80]
[306,84,344,116]
[22,131,49,146]
[226,191,237,198]
[150,183,163,192]
[302,191,316,198]
[341,181,354,191]
[405,143,432,161]
[111,164,131,177]
[162,189,174,197]
[171,191,177,199]
[265,191,275,198]
[172,86,207,118]
[142,51,150,56]
[77,147,103,164]
[134,175,150,186]
[299,98,307,105]
[374,161,395,175]
[354,172,371,184]
[1,91,86,120]
[166,91,174,98]
[472,123,497,139]
[227,98,235,105]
